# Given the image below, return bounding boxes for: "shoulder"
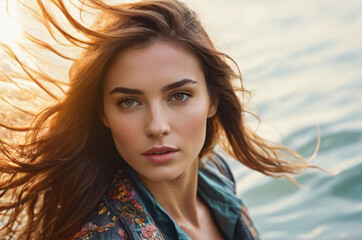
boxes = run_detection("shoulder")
[68,169,165,240]
[67,199,128,240]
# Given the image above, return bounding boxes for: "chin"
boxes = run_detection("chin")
[140,169,184,183]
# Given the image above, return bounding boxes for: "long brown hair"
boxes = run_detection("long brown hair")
[0,0,317,239]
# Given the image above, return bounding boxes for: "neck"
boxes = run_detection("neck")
[140,159,200,225]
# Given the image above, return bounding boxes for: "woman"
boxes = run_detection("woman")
[0,0,314,239]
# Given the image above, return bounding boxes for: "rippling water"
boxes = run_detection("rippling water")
[186,0,362,238]
[1,0,361,238]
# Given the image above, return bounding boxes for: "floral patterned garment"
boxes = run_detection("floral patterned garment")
[69,152,259,240]
[68,169,165,240]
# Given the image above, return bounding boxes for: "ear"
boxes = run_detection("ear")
[207,98,218,118]
[99,111,110,128]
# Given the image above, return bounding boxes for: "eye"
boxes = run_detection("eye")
[118,98,140,109]
[169,91,192,102]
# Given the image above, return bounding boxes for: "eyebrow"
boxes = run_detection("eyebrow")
[109,78,198,95]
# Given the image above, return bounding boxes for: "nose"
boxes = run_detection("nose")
[144,104,170,138]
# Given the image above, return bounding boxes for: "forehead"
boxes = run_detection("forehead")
[103,41,205,90]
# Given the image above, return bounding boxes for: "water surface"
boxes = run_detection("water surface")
[186,0,362,238]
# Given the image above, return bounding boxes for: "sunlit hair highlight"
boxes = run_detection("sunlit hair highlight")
[0,0,319,239]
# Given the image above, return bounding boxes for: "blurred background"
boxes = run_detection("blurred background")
[1,0,362,239]
[184,0,362,239]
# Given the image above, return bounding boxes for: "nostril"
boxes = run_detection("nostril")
[145,127,170,138]
[144,109,170,137]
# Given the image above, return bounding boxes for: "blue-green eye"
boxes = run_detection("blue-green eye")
[119,98,140,108]
[170,92,192,102]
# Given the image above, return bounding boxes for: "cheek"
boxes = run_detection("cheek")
[172,101,210,142]
[112,121,135,144]
[105,110,143,150]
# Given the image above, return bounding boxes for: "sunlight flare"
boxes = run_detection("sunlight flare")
[0,0,22,46]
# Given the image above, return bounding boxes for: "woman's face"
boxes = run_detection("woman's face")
[101,41,217,183]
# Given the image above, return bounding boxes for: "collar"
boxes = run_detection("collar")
[121,159,243,240]
[198,167,243,240]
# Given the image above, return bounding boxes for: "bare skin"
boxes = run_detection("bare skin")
[178,198,225,240]
[102,41,223,239]
[141,160,224,240]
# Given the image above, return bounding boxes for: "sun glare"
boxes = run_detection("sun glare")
[0,0,22,46]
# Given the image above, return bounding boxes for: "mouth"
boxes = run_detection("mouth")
[142,146,178,163]
[142,146,178,156]
[149,151,172,155]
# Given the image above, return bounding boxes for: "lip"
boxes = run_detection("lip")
[142,146,178,163]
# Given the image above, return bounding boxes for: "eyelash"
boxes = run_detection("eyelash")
[117,90,193,110]
[168,91,193,103]
[117,97,140,109]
